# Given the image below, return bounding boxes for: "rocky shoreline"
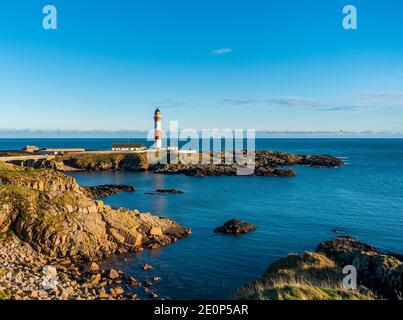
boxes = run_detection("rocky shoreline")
[0,235,163,300]
[3,232,401,300]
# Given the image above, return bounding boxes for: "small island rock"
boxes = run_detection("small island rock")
[214,219,256,235]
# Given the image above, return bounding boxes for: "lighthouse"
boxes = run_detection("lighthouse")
[154,108,162,149]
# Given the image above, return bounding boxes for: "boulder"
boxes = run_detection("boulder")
[88,262,99,273]
[149,227,163,237]
[142,264,153,271]
[214,219,256,235]
[107,269,120,280]
[128,276,140,287]
[88,273,101,286]
[109,287,124,298]
[98,287,108,299]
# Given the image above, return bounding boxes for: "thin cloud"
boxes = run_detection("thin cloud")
[356,91,403,103]
[220,97,319,108]
[220,97,361,112]
[263,98,320,108]
[210,48,233,55]
[221,99,257,106]
[220,97,320,108]
[319,103,365,111]
[153,100,187,108]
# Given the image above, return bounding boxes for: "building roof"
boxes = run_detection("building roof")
[112,143,144,148]
[22,145,40,150]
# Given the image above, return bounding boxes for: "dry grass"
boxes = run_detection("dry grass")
[235,251,374,300]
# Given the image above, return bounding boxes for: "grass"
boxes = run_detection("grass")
[0,184,40,196]
[0,163,71,231]
[237,279,372,300]
[0,151,31,157]
[235,251,374,300]
[0,291,11,300]
[0,230,14,241]
[0,161,41,181]
[58,152,149,169]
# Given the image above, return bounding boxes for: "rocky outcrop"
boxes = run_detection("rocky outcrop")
[255,151,343,168]
[316,237,403,299]
[84,184,136,199]
[154,164,297,177]
[0,162,191,261]
[235,251,373,300]
[153,151,342,176]
[33,150,343,177]
[214,219,256,235]
[237,238,402,300]
[3,151,343,177]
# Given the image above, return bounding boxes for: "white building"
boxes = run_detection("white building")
[112,143,146,151]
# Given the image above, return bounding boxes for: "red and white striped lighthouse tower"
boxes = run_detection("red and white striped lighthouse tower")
[154,108,162,149]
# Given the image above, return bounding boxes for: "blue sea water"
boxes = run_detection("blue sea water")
[1,138,403,299]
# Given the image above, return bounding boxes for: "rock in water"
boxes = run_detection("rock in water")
[128,276,140,287]
[142,264,153,271]
[107,269,120,280]
[84,184,136,198]
[156,189,184,194]
[214,219,256,235]
[146,189,184,195]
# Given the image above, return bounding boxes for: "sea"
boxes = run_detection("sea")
[1,138,402,299]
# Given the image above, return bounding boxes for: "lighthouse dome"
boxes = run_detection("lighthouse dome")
[154,108,161,115]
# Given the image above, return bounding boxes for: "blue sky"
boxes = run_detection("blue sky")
[0,0,402,136]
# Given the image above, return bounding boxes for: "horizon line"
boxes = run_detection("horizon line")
[1,129,403,139]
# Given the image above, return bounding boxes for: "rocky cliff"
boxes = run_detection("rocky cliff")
[0,163,191,261]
